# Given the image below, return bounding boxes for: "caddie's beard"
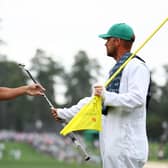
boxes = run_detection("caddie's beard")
[107,46,117,59]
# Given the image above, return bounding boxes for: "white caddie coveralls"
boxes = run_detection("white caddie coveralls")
[57,58,150,168]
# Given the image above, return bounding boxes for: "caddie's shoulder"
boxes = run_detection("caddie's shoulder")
[124,57,150,76]
[127,57,149,70]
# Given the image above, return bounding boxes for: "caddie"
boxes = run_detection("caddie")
[51,23,151,168]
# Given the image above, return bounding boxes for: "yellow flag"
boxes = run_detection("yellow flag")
[60,17,168,136]
[60,96,102,136]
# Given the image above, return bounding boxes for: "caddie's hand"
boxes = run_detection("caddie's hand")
[26,84,45,96]
[93,84,104,97]
[51,107,61,121]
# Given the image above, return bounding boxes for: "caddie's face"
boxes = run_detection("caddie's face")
[105,37,118,59]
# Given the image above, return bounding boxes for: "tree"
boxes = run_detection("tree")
[159,65,168,120]
[0,19,30,131]
[30,49,65,130]
[65,50,101,105]
[147,73,163,140]
[147,67,168,140]
[0,60,31,131]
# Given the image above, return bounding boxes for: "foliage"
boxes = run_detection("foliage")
[148,142,168,160]
[65,50,101,105]
[25,49,66,131]
[0,60,31,131]
[147,67,168,140]
[30,49,65,105]
[0,49,101,132]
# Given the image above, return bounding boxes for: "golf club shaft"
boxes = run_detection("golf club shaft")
[19,64,90,161]
[24,68,54,107]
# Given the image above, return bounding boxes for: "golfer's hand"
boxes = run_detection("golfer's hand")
[93,84,105,97]
[26,84,45,96]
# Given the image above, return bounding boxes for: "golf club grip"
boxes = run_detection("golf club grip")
[69,132,90,161]
[61,123,90,161]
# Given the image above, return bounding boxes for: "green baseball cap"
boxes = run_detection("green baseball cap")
[99,23,135,41]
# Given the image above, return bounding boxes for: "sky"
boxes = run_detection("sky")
[0,0,168,85]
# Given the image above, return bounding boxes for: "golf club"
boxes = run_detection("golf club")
[18,63,91,161]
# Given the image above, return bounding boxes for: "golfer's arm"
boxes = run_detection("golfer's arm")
[0,86,28,100]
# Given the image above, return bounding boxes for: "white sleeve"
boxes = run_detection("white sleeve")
[57,97,92,121]
[103,61,150,110]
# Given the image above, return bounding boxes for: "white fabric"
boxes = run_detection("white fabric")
[57,97,91,121]
[57,58,150,168]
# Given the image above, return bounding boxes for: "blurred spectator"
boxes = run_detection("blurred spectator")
[0,130,100,163]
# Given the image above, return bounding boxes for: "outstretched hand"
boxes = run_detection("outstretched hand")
[26,84,45,96]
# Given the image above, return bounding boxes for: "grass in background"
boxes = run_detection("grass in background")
[0,161,99,168]
[1,141,168,168]
[0,142,101,168]
[149,142,168,160]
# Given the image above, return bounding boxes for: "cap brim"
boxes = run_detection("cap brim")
[98,34,112,39]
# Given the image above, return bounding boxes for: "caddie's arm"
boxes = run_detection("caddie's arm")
[50,97,91,122]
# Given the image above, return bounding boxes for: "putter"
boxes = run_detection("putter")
[18,64,90,161]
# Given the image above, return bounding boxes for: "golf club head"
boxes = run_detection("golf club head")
[18,63,25,68]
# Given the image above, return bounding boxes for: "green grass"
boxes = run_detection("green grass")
[2,141,167,168]
[148,142,168,160]
[1,141,51,162]
[0,142,101,168]
[0,160,99,168]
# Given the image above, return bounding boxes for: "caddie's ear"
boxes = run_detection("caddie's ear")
[130,35,135,42]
